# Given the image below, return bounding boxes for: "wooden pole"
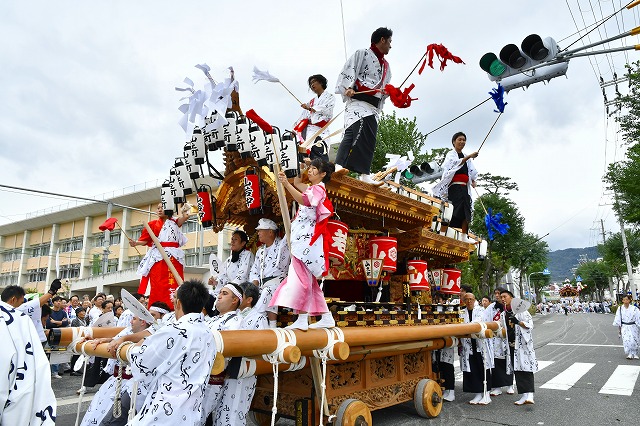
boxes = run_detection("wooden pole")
[142,221,184,286]
[301,110,344,149]
[278,81,305,105]
[269,134,292,246]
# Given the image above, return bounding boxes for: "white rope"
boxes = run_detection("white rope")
[73,341,90,426]
[112,342,130,419]
[128,380,139,422]
[311,327,345,426]
[211,330,225,354]
[262,328,297,426]
[471,321,488,339]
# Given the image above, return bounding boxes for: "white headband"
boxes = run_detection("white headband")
[223,284,243,304]
[149,306,170,315]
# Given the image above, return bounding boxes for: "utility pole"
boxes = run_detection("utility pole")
[618,215,636,297]
[600,219,617,299]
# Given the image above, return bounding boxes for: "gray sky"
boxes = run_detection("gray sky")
[1,0,638,251]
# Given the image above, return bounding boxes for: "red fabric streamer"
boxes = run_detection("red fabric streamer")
[98,217,118,231]
[419,44,465,73]
[384,83,417,108]
[245,109,273,134]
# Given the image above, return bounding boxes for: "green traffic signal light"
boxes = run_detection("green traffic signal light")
[479,53,506,77]
[402,170,414,180]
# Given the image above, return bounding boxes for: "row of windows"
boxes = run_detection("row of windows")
[60,238,83,253]
[0,273,18,286]
[3,249,21,262]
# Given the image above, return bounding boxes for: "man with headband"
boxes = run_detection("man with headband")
[202,283,244,425]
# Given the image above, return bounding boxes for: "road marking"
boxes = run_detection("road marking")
[540,362,595,390]
[56,395,94,407]
[537,360,554,371]
[543,320,555,324]
[547,343,623,348]
[599,365,640,396]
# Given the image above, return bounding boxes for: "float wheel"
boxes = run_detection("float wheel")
[414,378,443,418]
[248,411,279,426]
[334,398,372,426]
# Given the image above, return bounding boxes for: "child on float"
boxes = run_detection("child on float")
[269,159,335,330]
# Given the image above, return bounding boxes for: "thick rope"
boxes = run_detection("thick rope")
[112,342,130,418]
[262,328,297,426]
[312,328,345,426]
[128,381,139,422]
[74,341,91,426]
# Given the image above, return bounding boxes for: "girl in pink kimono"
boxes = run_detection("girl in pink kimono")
[270,159,335,330]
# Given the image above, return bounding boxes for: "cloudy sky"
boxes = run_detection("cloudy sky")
[1,0,638,251]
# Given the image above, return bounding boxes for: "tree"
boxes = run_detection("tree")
[511,233,550,302]
[476,173,519,197]
[598,228,640,293]
[604,61,640,226]
[469,192,525,295]
[575,260,612,301]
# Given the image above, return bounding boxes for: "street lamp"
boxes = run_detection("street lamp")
[527,268,550,304]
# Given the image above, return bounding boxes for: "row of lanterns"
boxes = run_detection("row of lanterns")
[161,110,305,227]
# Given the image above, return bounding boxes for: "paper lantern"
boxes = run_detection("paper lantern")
[197,184,214,228]
[441,268,462,294]
[407,260,430,291]
[327,220,349,265]
[243,167,263,215]
[361,258,384,287]
[368,236,398,273]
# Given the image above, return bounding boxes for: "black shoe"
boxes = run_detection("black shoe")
[64,369,73,374]
[70,371,83,377]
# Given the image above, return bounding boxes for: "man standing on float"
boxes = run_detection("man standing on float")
[334,27,392,183]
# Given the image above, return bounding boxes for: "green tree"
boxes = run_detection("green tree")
[512,233,550,302]
[575,260,612,301]
[476,173,519,197]
[470,192,525,295]
[604,61,640,226]
[598,228,640,293]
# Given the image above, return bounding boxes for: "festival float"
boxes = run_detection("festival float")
[48,59,503,425]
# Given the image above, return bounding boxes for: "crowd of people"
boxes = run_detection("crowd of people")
[433,285,538,406]
[536,299,613,315]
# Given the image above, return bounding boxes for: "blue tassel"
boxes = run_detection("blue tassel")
[484,207,510,240]
[489,83,507,113]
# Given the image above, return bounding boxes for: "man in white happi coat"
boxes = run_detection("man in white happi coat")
[249,218,291,328]
[460,292,494,405]
[500,289,538,405]
[202,283,244,424]
[294,74,335,162]
[210,230,255,297]
[80,315,152,426]
[214,282,265,426]
[612,294,640,359]
[0,290,57,425]
[486,288,514,397]
[334,27,392,182]
[127,279,216,425]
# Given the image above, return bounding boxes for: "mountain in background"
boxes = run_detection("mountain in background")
[546,246,600,282]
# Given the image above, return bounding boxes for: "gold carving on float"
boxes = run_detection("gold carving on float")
[329,362,362,389]
[370,357,397,382]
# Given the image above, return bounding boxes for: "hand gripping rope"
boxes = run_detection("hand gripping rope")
[311,327,345,426]
[262,328,298,426]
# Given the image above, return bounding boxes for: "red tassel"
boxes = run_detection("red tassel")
[385,83,418,108]
[245,109,273,134]
[425,44,465,71]
[418,58,427,75]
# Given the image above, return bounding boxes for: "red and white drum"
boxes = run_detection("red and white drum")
[368,236,398,272]
[407,260,430,291]
[441,268,462,294]
[327,220,349,265]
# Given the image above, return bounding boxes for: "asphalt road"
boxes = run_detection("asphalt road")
[54,311,638,425]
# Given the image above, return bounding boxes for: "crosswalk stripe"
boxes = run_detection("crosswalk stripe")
[540,362,595,390]
[537,360,554,371]
[599,365,640,396]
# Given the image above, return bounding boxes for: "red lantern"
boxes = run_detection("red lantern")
[407,260,430,291]
[197,184,214,228]
[244,168,263,215]
[441,268,462,294]
[368,236,398,273]
[327,220,349,265]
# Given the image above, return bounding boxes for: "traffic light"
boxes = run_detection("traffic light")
[479,34,569,91]
[402,161,443,183]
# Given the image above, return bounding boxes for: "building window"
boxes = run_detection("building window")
[60,238,83,253]
[109,232,121,246]
[27,268,47,283]
[0,273,18,286]
[181,220,200,234]
[93,234,105,247]
[3,249,22,262]
[30,244,50,258]
[59,264,80,279]
[130,227,142,241]
[107,258,119,273]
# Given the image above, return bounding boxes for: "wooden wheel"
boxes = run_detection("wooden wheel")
[414,378,443,418]
[334,398,372,426]
[248,411,279,426]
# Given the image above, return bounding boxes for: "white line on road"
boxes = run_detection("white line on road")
[599,365,640,396]
[540,362,595,390]
[56,395,94,407]
[537,360,554,371]
[547,343,623,348]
